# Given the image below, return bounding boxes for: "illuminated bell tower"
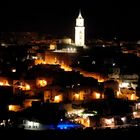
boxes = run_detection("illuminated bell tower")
[75,10,85,46]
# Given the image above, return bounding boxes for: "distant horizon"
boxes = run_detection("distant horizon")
[0,1,140,41]
[0,31,140,42]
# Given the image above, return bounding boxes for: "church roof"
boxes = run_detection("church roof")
[78,10,83,19]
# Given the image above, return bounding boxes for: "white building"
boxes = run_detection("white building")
[19,119,83,130]
[22,119,55,130]
[75,10,85,47]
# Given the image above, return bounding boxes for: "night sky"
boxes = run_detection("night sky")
[0,0,140,40]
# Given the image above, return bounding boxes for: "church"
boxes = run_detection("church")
[75,10,85,47]
[47,10,86,51]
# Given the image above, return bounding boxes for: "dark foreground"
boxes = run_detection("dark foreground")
[0,126,139,140]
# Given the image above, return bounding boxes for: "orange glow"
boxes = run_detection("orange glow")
[24,84,30,90]
[130,94,138,100]
[77,68,105,82]
[75,117,90,127]
[42,61,46,64]
[23,99,41,108]
[73,91,85,100]
[92,92,103,99]
[116,89,125,99]
[37,79,47,87]
[54,95,63,103]
[49,44,56,50]
[43,58,73,71]
[0,80,10,86]
[86,118,90,127]
[35,59,46,65]
[95,92,100,99]
[8,105,22,112]
[131,94,135,100]
[8,105,13,111]
[35,57,72,72]
[98,79,104,82]
[36,55,105,80]
[133,111,140,118]
[103,118,115,127]
[60,63,72,71]
[117,91,120,97]
[120,88,139,100]
[102,94,104,99]
[74,93,80,100]
[19,84,30,91]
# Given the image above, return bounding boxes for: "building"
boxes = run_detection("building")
[75,10,85,47]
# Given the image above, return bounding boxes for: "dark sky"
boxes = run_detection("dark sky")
[0,0,140,40]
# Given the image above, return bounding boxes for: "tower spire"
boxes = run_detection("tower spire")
[78,9,82,18]
[75,9,85,46]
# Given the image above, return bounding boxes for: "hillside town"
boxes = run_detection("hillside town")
[0,11,140,135]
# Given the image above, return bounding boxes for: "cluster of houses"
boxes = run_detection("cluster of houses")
[0,42,140,130]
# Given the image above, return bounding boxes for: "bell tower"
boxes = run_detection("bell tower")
[75,10,85,46]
